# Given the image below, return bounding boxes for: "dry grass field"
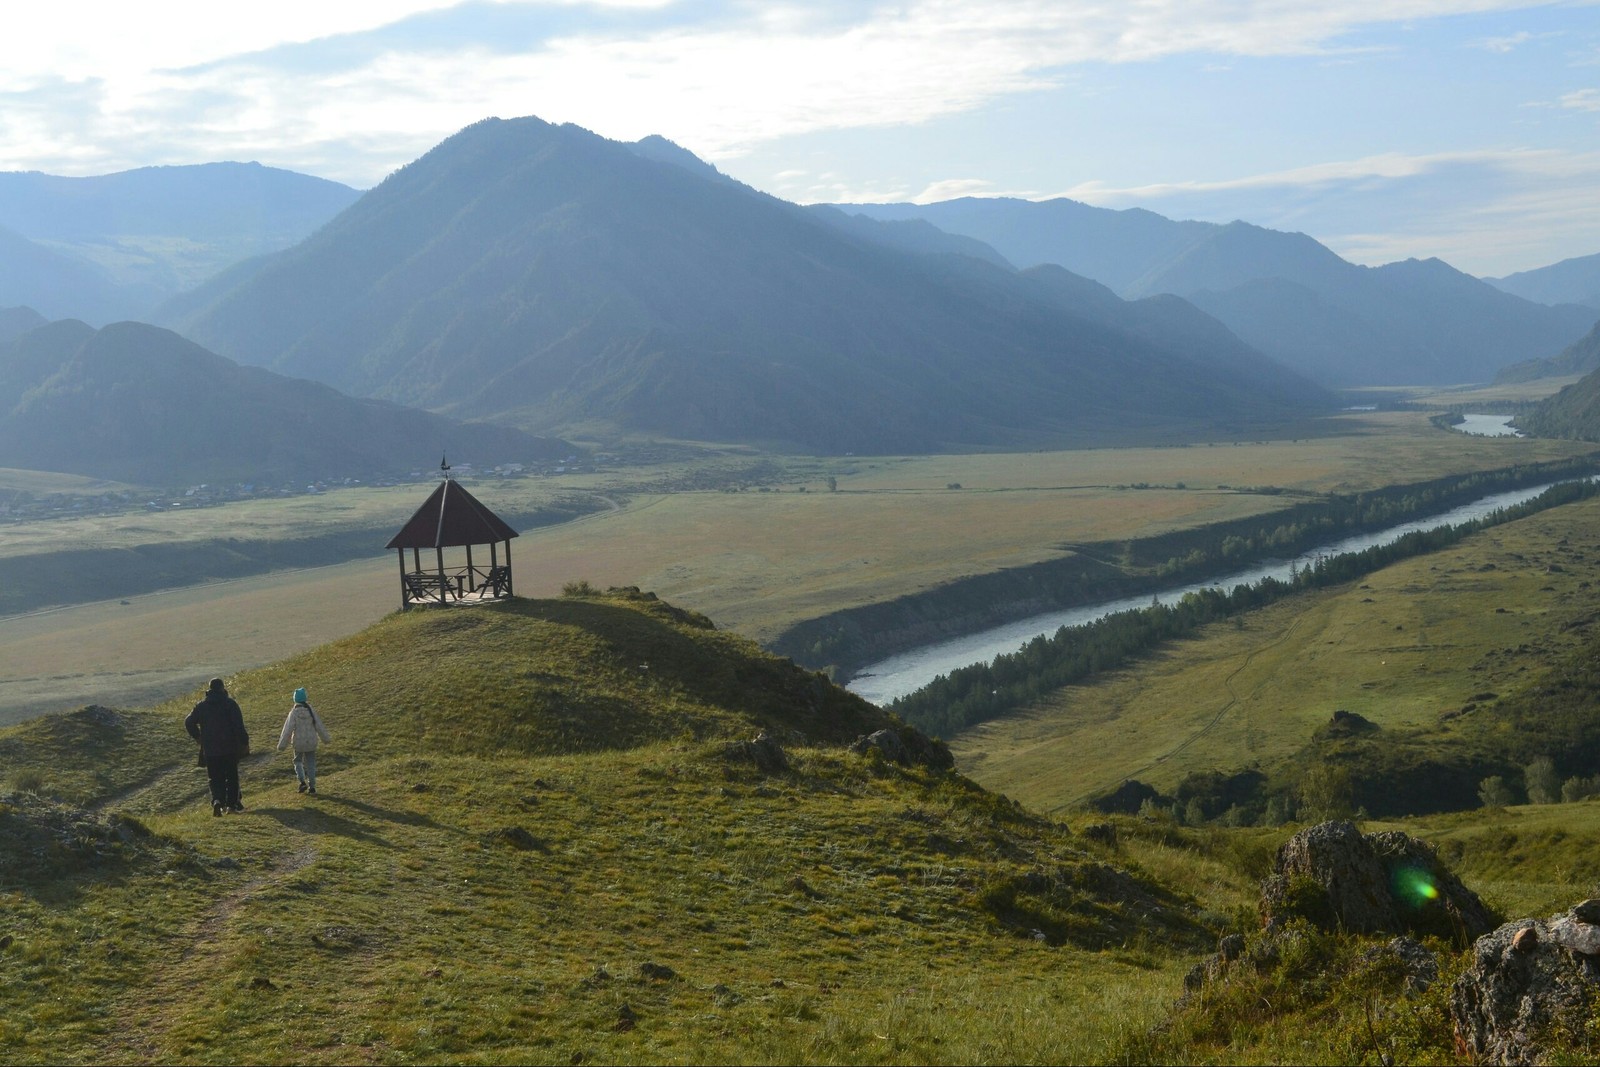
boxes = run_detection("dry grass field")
[3,408,1595,724]
[1407,375,1590,405]
[951,493,1600,812]
[0,467,139,495]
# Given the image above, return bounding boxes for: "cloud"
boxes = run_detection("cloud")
[0,2,463,85]
[1561,88,1600,110]
[1056,152,1467,202]
[6,0,1587,183]
[911,178,1006,203]
[1473,29,1559,51]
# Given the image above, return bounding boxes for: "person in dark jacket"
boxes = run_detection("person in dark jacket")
[185,677,249,816]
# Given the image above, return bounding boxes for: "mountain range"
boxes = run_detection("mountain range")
[5,118,1598,459]
[0,317,565,484]
[1489,252,1600,311]
[0,163,359,324]
[837,198,1599,387]
[156,117,1327,454]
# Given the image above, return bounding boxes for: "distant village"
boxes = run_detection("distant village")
[0,457,593,524]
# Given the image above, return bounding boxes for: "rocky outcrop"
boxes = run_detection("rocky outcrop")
[1260,821,1497,942]
[1450,900,1600,1065]
[722,731,790,774]
[848,727,954,770]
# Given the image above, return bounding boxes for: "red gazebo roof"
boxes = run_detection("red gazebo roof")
[385,479,519,549]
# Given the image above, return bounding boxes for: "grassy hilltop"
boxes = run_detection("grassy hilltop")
[0,590,1216,1065]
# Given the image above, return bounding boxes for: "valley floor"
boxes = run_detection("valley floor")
[951,493,1600,810]
[3,408,1594,724]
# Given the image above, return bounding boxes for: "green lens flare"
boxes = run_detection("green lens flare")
[1393,866,1440,905]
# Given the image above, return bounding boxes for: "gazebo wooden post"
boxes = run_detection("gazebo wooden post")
[396,547,408,611]
[412,546,421,571]
[435,547,447,602]
[504,539,514,595]
[465,544,476,592]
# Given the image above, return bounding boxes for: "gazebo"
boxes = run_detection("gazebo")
[386,466,519,610]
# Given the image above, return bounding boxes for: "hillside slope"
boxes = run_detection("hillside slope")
[0,319,567,484]
[164,116,1326,453]
[1516,343,1600,440]
[0,590,1211,1064]
[1498,318,1600,384]
[0,223,149,323]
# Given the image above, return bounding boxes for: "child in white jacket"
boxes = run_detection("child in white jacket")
[278,687,332,794]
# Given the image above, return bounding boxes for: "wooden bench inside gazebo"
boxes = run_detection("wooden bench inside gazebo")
[386,473,519,610]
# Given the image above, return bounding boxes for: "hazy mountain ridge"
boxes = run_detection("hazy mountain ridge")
[0,305,46,344]
[0,224,149,324]
[1489,251,1600,310]
[0,163,360,325]
[838,198,1599,387]
[163,116,1326,453]
[0,319,567,484]
[1498,320,1600,384]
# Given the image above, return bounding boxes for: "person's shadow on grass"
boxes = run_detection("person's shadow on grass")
[254,805,392,847]
[320,793,452,833]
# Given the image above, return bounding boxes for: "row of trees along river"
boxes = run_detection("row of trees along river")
[793,459,1599,682]
[883,474,1600,740]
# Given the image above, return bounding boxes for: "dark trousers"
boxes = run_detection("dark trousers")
[206,757,242,808]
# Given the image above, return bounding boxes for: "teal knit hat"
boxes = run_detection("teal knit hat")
[293,687,307,704]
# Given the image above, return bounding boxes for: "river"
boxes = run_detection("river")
[1452,414,1522,437]
[846,477,1588,706]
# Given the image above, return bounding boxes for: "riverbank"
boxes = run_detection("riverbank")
[888,476,1600,739]
[770,457,1600,687]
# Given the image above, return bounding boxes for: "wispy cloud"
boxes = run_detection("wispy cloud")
[1473,29,1559,51]
[1056,152,1479,202]
[2,0,1585,183]
[1561,87,1600,110]
[911,178,1014,203]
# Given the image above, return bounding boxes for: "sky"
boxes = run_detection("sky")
[3,1,1598,277]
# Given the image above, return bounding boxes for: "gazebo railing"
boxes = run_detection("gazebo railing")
[400,563,513,603]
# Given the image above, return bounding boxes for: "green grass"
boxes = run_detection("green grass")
[0,590,1217,1065]
[952,493,1600,812]
[8,586,1600,1064]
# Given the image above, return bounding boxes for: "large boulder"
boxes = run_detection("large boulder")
[722,730,789,774]
[1450,900,1600,1065]
[848,726,954,771]
[1260,821,1497,942]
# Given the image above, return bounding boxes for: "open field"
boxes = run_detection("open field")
[0,560,396,728]
[950,493,1600,812]
[1407,375,1590,406]
[0,468,141,495]
[3,409,1597,723]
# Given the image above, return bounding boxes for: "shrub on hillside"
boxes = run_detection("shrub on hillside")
[1524,756,1561,804]
[1478,776,1516,808]
[1561,774,1600,802]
